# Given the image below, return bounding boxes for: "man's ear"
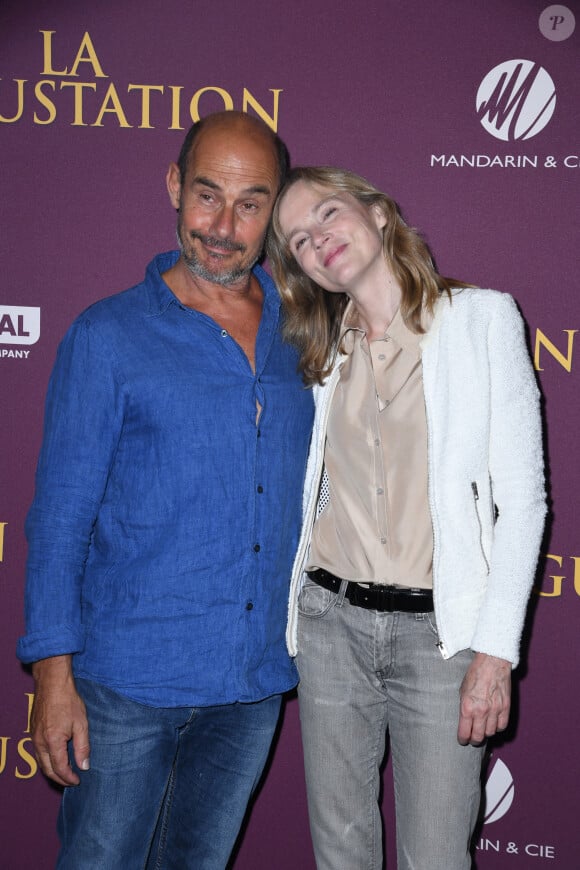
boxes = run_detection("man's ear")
[166,162,181,210]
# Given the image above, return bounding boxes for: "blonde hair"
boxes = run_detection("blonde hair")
[267,166,464,385]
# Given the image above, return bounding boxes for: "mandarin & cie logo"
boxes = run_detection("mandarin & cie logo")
[477,757,557,859]
[476,60,556,142]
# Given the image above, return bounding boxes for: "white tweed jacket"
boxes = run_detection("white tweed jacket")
[287,288,546,666]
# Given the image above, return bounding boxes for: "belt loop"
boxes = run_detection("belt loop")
[336,579,348,607]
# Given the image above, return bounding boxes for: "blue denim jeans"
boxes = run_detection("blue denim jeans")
[56,678,281,869]
[296,579,485,870]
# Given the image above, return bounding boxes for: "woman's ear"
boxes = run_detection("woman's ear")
[373,203,388,230]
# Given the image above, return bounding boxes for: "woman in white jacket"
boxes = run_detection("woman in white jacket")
[267,166,546,870]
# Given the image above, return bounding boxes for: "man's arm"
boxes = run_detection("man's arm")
[457,652,511,746]
[31,655,90,786]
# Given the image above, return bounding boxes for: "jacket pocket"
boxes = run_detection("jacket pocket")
[471,480,491,574]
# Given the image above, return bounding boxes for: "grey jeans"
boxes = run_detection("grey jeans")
[296,578,485,870]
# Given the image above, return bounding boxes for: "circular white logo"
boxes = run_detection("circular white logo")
[484,758,515,825]
[539,5,576,41]
[476,60,556,141]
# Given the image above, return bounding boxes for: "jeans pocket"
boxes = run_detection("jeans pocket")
[298,578,336,618]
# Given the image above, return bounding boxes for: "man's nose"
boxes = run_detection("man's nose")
[210,205,235,238]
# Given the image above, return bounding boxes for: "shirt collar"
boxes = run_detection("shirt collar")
[142,251,280,318]
[340,299,426,356]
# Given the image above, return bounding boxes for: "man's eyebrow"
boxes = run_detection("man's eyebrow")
[192,175,221,191]
[192,176,272,197]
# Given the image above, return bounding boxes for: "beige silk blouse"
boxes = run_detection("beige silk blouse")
[307,303,433,589]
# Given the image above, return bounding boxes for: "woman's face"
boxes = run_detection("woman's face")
[277,180,387,293]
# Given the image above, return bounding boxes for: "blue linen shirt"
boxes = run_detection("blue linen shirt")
[17,252,314,707]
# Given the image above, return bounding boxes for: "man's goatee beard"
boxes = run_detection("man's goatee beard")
[177,231,258,287]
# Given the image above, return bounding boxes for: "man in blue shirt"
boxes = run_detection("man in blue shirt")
[17,111,314,869]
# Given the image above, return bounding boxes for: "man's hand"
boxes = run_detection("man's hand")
[31,655,90,786]
[457,652,511,746]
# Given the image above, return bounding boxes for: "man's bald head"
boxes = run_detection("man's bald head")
[177,111,289,191]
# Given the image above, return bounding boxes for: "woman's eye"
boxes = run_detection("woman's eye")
[323,206,337,219]
[294,237,307,252]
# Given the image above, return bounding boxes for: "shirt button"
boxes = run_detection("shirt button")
[246,601,254,611]
[374,439,380,447]
[221,329,228,337]
[381,537,387,544]
[253,544,261,552]
[257,485,264,493]
[378,353,386,361]
[384,399,391,407]
[377,487,384,495]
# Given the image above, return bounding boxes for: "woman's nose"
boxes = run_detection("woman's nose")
[313,230,329,249]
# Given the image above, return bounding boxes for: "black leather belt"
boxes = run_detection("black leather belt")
[307,568,433,613]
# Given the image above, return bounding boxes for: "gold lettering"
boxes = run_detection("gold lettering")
[127,84,164,129]
[40,31,68,76]
[33,80,56,125]
[536,554,565,597]
[0,523,6,561]
[189,87,233,123]
[534,329,577,372]
[24,694,34,734]
[0,76,284,131]
[69,32,107,78]
[15,738,37,779]
[169,85,183,130]
[60,81,97,125]
[242,88,282,132]
[0,737,8,775]
[92,83,131,127]
[0,79,26,123]
[572,557,580,596]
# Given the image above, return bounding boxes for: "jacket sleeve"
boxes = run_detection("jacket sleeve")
[16,316,125,664]
[470,293,547,665]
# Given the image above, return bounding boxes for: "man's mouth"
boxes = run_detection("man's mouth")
[191,233,245,255]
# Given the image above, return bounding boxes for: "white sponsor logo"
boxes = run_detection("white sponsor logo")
[484,758,515,825]
[0,306,41,345]
[476,60,556,141]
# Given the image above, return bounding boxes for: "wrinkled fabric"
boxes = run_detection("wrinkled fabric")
[18,252,314,706]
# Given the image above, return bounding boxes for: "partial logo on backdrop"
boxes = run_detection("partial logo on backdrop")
[484,757,515,824]
[431,53,578,169]
[0,306,40,358]
[477,757,557,859]
[476,60,556,142]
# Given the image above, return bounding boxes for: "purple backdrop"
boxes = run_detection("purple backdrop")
[1,0,578,866]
